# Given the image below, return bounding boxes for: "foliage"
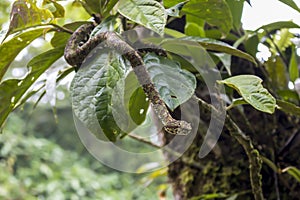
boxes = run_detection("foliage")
[0,110,168,200]
[1,0,300,199]
[0,114,124,199]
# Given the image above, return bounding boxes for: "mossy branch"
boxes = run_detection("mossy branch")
[193,95,264,200]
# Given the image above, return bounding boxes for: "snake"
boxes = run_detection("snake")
[64,23,192,135]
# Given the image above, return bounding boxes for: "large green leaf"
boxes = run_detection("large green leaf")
[0,28,45,81]
[118,0,166,35]
[218,75,276,114]
[162,37,257,65]
[278,0,300,12]
[0,46,64,128]
[144,53,196,111]
[164,0,233,35]
[6,0,53,37]
[71,51,130,142]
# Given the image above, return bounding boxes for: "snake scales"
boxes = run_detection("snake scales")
[64,23,192,135]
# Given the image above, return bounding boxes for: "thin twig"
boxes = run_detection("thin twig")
[50,24,74,34]
[128,133,162,149]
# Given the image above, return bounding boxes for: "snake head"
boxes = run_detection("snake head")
[164,120,192,135]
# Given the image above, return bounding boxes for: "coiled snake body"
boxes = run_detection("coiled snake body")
[64,23,192,135]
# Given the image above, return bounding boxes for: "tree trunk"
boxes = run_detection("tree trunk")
[163,57,300,199]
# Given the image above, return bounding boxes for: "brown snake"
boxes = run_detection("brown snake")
[64,23,192,135]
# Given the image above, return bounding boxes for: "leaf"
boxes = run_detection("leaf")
[282,166,300,183]
[90,16,122,37]
[218,75,276,114]
[276,99,300,116]
[244,34,259,57]
[118,0,166,35]
[0,28,45,81]
[0,46,64,128]
[125,72,149,126]
[264,56,288,90]
[278,0,300,13]
[213,53,232,75]
[103,0,119,17]
[164,28,186,38]
[289,47,299,82]
[81,0,101,14]
[256,21,300,32]
[144,53,196,111]
[43,0,65,18]
[71,50,129,142]
[169,37,257,64]
[182,0,233,35]
[225,0,244,31]
[185,14,205,37]
[6,0,53,37]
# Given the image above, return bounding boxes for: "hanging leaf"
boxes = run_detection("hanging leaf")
[0,46,64,128]
[0,28,45,81]
[218,75,276,114]
[71,50,130,142]
[118,0,166,35]
[5,0,53,37]
[144,53,196,111]
[289,47,299,82]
